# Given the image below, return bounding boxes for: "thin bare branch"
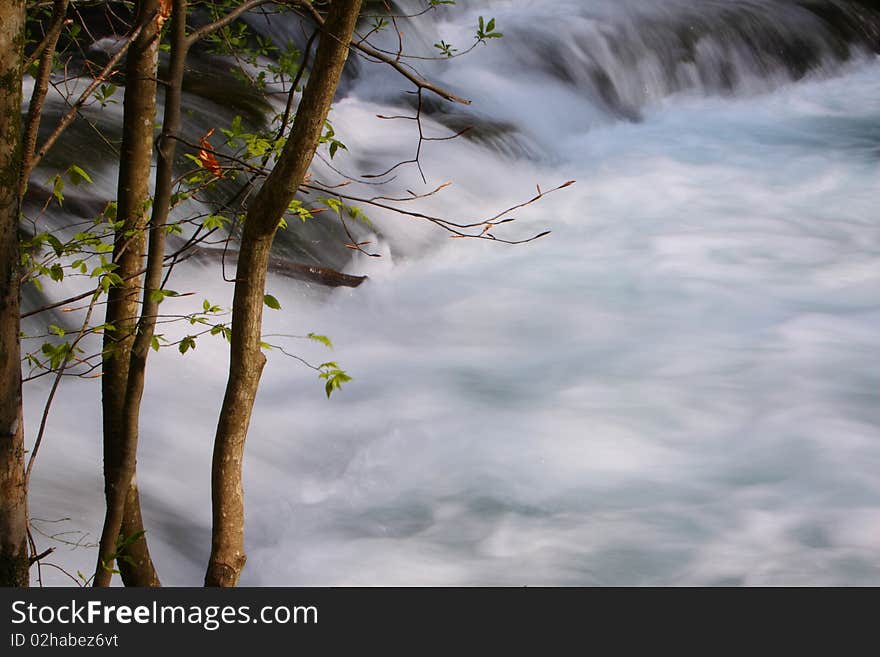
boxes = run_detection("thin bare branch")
[30,19,147,170]
[24,288,100,492]
[21,0,70,193]
[297,0,471,105]
[184,0,273,47]
[303,179,574,243]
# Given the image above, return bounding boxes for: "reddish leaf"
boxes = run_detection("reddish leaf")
[157,0,172,29]
[198,128,223,177]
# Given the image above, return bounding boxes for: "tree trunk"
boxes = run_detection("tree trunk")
[205,0,363,587]
[113,0,189,585]
[0,0,29,588]
[95,0,161,587]
[20,0,69,194]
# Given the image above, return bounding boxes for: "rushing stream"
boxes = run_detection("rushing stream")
[23,0,880,585]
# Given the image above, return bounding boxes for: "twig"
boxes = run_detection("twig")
[29,18,148,171]
[296,0,470,104]
[29,547,55,565]
[185,0,275,47]
[20,0,71,193]
[24,289,101,491]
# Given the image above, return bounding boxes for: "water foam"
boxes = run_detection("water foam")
[24,1,880,585]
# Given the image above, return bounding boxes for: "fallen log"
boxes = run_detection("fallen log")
[192,246,367,288]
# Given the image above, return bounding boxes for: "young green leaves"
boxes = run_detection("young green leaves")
[476,16,503,42]
[318,363,351,399]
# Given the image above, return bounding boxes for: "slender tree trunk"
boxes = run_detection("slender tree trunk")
[205,0,363,587]
[95,0,161,587]
[0,0,29,588]
[112,0,190,586]
[20,0,69,195]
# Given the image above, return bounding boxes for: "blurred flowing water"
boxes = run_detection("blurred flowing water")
[24,0,880,585]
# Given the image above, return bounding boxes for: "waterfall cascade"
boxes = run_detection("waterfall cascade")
[24,1,880,586]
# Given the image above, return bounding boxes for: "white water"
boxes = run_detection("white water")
[24,1,880,585]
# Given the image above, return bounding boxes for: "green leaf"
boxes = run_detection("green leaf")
[67,165,93,185]
[103,201,118,221]
[323,370,352,398]
[328,140,347,158]
[100,560,121,576]
[102,273,121,288]
[476,16,503,41]
[46,233,64,256]
[318,362,352,398]
[201,299,223,314]
[149,289,179,304]
[202,214,230,230]
[307,333,333,349]
[325,197,343,214]
[264,294,281,310]
[434,40,458,57]
[50,175,64,204]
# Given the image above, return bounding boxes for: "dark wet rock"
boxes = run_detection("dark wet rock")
[798,0,880,52]
[500,0,880,117]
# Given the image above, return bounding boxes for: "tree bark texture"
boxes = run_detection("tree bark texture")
[205,0,364,587]
[95,0,161,587]
[20,0,69,194]
[0,0,29,588]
